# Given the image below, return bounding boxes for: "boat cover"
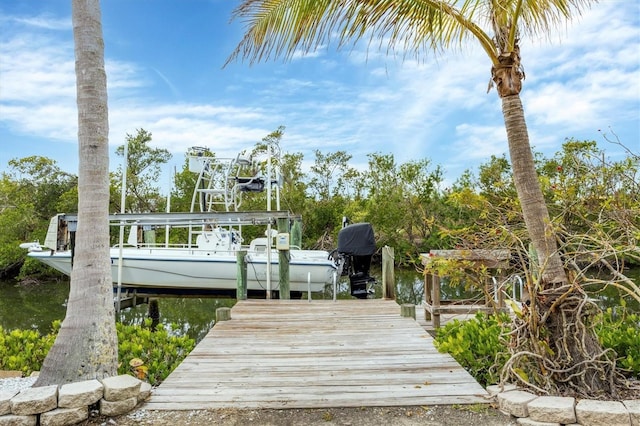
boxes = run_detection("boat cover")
[337,223,376,256]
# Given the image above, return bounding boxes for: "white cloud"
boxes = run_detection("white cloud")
[0,36,75,103]
[10,15,71,31]
[452,124,508,160]
[291,46,327,60]
[519,1,640,143]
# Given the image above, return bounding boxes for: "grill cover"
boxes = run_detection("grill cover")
[337,223,376,256]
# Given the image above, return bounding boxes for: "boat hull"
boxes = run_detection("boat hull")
[29,247,336,294]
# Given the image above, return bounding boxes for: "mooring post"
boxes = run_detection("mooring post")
[382,245,396,300]
[400,303,416,320]
[277,217,290,300]
[216,307,231,323]
[236,250,247,300]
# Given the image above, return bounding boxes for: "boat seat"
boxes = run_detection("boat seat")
[235,177,265,192]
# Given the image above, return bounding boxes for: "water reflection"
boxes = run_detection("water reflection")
[337,267,484,306]
[0,280,230,343]
[117,297,234,343]
[0,280,69,332]
[0,267,637,343]
[339,267,639,311]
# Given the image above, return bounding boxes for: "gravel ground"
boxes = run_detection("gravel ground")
[0,376,37,394]
[83,404,518,426]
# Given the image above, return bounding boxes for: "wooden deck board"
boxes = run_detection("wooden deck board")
[144,299,488,410]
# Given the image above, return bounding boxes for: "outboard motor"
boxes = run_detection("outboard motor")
[337,222,376,299]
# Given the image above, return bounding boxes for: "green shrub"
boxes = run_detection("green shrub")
[595,306,640,378]
[117,319,196,385]
[433,312,511,387]
[434,308,640,387]
[0,321,59,375]
[0,319,195,386]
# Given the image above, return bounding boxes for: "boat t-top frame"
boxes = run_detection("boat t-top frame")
[188,147,273,213]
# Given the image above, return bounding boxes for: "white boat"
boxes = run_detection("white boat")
[22,147,340,296]
[23,224,337,294]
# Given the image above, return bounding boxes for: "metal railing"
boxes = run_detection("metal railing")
[492,274,524,305]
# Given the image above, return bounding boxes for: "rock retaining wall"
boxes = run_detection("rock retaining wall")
[488,384,640,426]
[0,375,151,426]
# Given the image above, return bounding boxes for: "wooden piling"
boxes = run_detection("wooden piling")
[236,250,247,300]
[400,303,416,319]
[277,217,290,300]
[148,298,160,329]
[382,245,395,300]
[215,307,231,322]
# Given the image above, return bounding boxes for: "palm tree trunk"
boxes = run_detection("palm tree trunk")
[501,94,618,396]
[501,94,567,287]
[35,0,117,386]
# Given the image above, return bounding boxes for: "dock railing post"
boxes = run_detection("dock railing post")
[432,274,441,329]
[236,250,247,300]
[424,273,433,321]
[382,245,395,300]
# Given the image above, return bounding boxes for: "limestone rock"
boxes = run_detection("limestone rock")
[0,391,18,416]
[0,414,37,426]
[10,385,57,416]
[497,390,538,418]
[515,418,560,425]
[99,396,137,416]
[576,399,631,426]
[100,375,141,401]
[623,400,640,426]
[40,406,88,426]
[527,395,576,424]
[58,379,103,408]
[138,382,152,403]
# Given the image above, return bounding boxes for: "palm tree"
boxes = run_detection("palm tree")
[35,0,118,386]
[227,0,623,398]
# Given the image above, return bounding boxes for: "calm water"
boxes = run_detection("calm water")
[1,267,637,343]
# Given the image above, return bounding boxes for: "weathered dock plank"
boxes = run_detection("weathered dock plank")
[144,299,488,410]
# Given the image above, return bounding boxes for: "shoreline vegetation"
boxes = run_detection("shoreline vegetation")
[1,136,638,404]
[3,138,639,279]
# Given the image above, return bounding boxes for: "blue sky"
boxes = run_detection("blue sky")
[1,1,639,192]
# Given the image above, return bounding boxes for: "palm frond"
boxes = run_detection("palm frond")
[226,0,494,65]
[226,0,596,66]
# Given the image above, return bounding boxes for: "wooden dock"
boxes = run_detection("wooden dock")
[144,299,489,410]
